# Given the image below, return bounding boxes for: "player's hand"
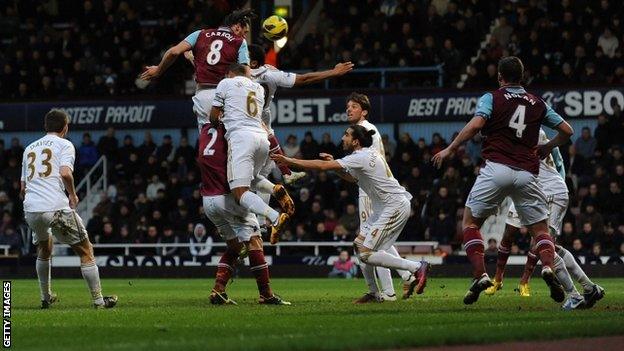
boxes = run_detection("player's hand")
[431,148,452,169]
[140,65,161,81]
[69,194,79,209]
[271,153,289,165]
[333,62,354,75]
[184,50,195,63]
[319,153,334,161]
[538,143,554,159]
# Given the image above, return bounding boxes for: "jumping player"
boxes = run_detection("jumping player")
[272,125,429,304]
[432,56,574,305]
[140,9,256,128]
[485,129,604,309]
[198,121,290,305]
[248,44,354,185]
[344,92,416,302]
[209,64,293,241]
[21,109,117,309]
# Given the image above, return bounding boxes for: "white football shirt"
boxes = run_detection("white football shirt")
[356,119,386,198]
[251,64,296,129]
[213,76,267,136]
[21,134,74,212]
[337,147,412,208]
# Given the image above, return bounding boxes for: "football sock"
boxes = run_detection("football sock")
[214,248,239,293]
[253,177,275,195]
[553,253,579,295]
[494,238,512,282]
[375,266,395,296]
[268,134,292,175]
[559,246,594,292]
[240,191,279,224]
[534,233,555,269]
[257,192,272,227]
[385,245,412,281]
[81,261,104,305]
[463,227,486,278]
[36,257,52,302]
[366,251,421,273]
[520,250,538,284]
[249,249,272,297]
[360,263,380,295]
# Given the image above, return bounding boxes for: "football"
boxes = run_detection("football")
[262,15,288,41]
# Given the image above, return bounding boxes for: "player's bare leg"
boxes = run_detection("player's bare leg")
[268,134,306,185]
[37,237,58,309]
[461,207,493,305]
[210,239,242,305]
[232,185,289,244]
[527,220,564,303]
[485,224,517,296]
[71,239,117,308]
[248,236,290,305]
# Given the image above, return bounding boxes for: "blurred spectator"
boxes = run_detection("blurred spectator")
[78,133,99,174]
[585,243,603,265]
[282,135,300,157]
[328,250,358,278]
[300,132,320,160]
[574,127,597,159]
[189,223,212,257]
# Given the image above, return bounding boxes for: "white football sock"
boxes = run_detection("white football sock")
[386,246,412,280]
[553,253,578,295]
[559,246,594,292]
[253,177,275,194]
[366,251,421,273]
[240,191,279,223]
[360,262,380,295]
[375,266,395,296]
[36,257,51,301]
[257,192,272,226]
[81,262,104,305]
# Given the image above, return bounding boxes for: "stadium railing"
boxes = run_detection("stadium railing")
[47,241,439,256]
[75,155,108,224]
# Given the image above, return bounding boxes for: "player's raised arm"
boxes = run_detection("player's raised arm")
[140,39,192,81]
[294,62,354,86]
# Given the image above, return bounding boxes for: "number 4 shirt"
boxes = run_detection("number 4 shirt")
[22,134,74,212]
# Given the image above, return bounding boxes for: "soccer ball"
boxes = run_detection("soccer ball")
[262,15,288,41]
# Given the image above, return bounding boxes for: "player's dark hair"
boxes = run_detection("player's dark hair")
[223,8,257,27]
[347,92,371,112]
[248,44,266,66]
[498,56,524,84]
[44,109,69,133]
[228,63,247,76]
[349,125,375,148]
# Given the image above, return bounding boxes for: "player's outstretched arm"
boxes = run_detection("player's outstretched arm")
[294,62,354,86]
[432,116,486,168]
[319,153,357,183]
[272,154,343,172]
[538,120,573,159]
[140,41,192,81]
[60,166,79,209]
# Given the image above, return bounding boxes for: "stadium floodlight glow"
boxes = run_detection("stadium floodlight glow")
[274,36,288,51]
[274,6,289,18]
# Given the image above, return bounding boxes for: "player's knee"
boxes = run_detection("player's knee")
[37,244,52,260]
[72,239,95,263]
[359,249,373,263]
[248,236,263,251]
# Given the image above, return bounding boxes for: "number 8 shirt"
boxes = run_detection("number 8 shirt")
[22,134,75,212]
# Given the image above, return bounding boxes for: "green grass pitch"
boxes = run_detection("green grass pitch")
[10,277,624,350]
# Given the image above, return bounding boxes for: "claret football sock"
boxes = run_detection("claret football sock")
[268,134,292,176]
[535,233,555,269]
[249,249,272,297]
[463,227,486,278]
[520,250,539,284]
[215,248,239,292]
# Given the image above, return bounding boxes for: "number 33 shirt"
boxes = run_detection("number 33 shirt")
[22,134,75,212]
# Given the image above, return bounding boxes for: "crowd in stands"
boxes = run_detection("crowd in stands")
[2,111,624,262]
[464,0,624,88]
